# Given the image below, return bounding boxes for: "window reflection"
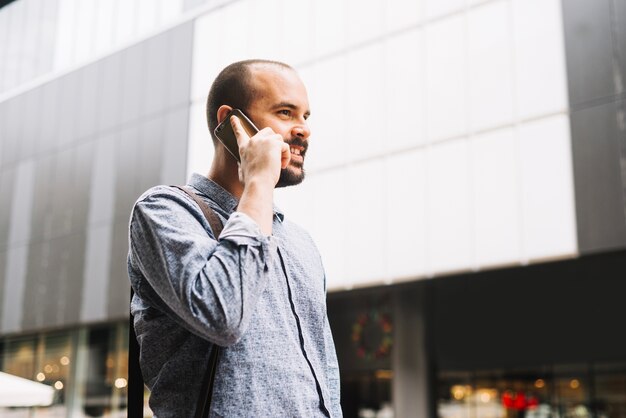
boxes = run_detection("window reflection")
[0,323,132,417]
[438,364,626,418]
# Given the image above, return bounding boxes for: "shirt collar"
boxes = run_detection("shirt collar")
[187,173,285,222]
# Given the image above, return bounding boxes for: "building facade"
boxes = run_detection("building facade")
[0,0,624,417]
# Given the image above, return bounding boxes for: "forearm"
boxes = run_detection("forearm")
[237,178,275,236]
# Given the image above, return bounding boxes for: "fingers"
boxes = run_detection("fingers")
[230,115,250,148]
[280,142,291,169]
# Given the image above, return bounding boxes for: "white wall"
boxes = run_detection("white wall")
[189,0,576,290]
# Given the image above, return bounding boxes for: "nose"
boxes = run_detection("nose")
[292,122,311,139]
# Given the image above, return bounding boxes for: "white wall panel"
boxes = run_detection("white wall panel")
[471,128,520,266]
[73,0,96,64]
[93,0,115,57]
[282,0,314,65]
[425,14,467,142]
[385,28,425,152]
[426,139,472,273]
[467,1,513,132]
[19,0,39,84]
[54,0,76,70]
[214,1,251,67]
[425,0,465,20]
[137,0,159,37]
[308,169,348,290]
[114,0,137,47]
[346,44,385,161]
[191,11,222,102]
[5,0,24,88]
[346,0,384,46]
[306,57,347,172]
[345,161,386,285]
[385,150,427,280]
[186,102,214,179]
[386,0,423,32]
[313,0,346,56]
[248,0,285,62]
[513,0,568,119]
[518,115,577,260]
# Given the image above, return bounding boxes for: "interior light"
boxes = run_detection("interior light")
[115,378,128,389]
[60,356,70,366]
[535,379,545,388]
[375,370,393,380]
[36,372,45,382]
[570,379,580,389]
[451,385,468,400]
[44,364,53,373]
[54,381,64,390]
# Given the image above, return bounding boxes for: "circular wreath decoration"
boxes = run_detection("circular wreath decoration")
[351,309,393,361]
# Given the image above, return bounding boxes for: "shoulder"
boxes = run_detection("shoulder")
[129,185,206,230]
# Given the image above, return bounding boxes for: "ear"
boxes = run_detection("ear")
[216,105,233,125]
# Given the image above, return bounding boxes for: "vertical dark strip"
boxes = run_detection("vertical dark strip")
[562,0,626,253]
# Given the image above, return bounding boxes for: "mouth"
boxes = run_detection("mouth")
[287,138,307,162]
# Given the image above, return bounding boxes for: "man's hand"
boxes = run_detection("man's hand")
[230,115,289,235]
[231,115,290,187]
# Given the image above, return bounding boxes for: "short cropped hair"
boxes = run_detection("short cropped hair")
[206,59,293,142]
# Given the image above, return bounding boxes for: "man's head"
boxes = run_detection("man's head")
[207,59,311,187]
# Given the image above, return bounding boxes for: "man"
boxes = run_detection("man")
[127,59,342,417]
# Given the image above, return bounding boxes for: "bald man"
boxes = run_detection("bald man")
[128,60,342,417]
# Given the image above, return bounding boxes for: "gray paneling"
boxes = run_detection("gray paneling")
[0,168,16,251]
[50,148,73,239]
[80,224,112,322]
[614,0,626,94]
[161,107,190,184]
[114,125,140,223]
[562,0,616,106]
[1,244,28,333]
[2,96,23,166]
[144,31,170,117]
[72,141,95,233]
[31,153,56,242]
[98,53,122,133]
[138,116,164,192]
[57,72,80,148]
[0,250,6,330]
[39,80,61,155]
[76,64,100,141]
[20,89,40,160]
[107,221,131,319]
[571,100,626,253]
[120,44,146,126]
[0,102,6,164]
[58,231,86,325]
[8,159,35,247]
[87,132,117,225]
[168,23,194,109]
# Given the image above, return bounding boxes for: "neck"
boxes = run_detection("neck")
[207,153,244,199]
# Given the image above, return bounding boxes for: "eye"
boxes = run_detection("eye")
[278,109,291,117]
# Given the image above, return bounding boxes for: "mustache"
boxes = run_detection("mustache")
[285,137,308,155]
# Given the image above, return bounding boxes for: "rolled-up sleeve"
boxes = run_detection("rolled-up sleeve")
[128,187,276,346]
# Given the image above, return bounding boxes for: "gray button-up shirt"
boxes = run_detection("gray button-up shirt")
[128,174,342,417]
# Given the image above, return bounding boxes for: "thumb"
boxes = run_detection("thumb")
[230,115,250,148]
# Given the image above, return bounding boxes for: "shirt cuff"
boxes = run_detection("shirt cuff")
[219,211,274,245]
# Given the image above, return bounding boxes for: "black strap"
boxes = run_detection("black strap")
[128,185,224,418]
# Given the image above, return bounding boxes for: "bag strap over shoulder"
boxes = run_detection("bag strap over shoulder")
[128,184,224,418]
[173,185,224,239]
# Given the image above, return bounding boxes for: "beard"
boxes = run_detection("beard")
[276,161,305,188]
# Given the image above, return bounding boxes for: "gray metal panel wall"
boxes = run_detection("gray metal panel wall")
[562,0,626,254]
[0,21,193,336]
